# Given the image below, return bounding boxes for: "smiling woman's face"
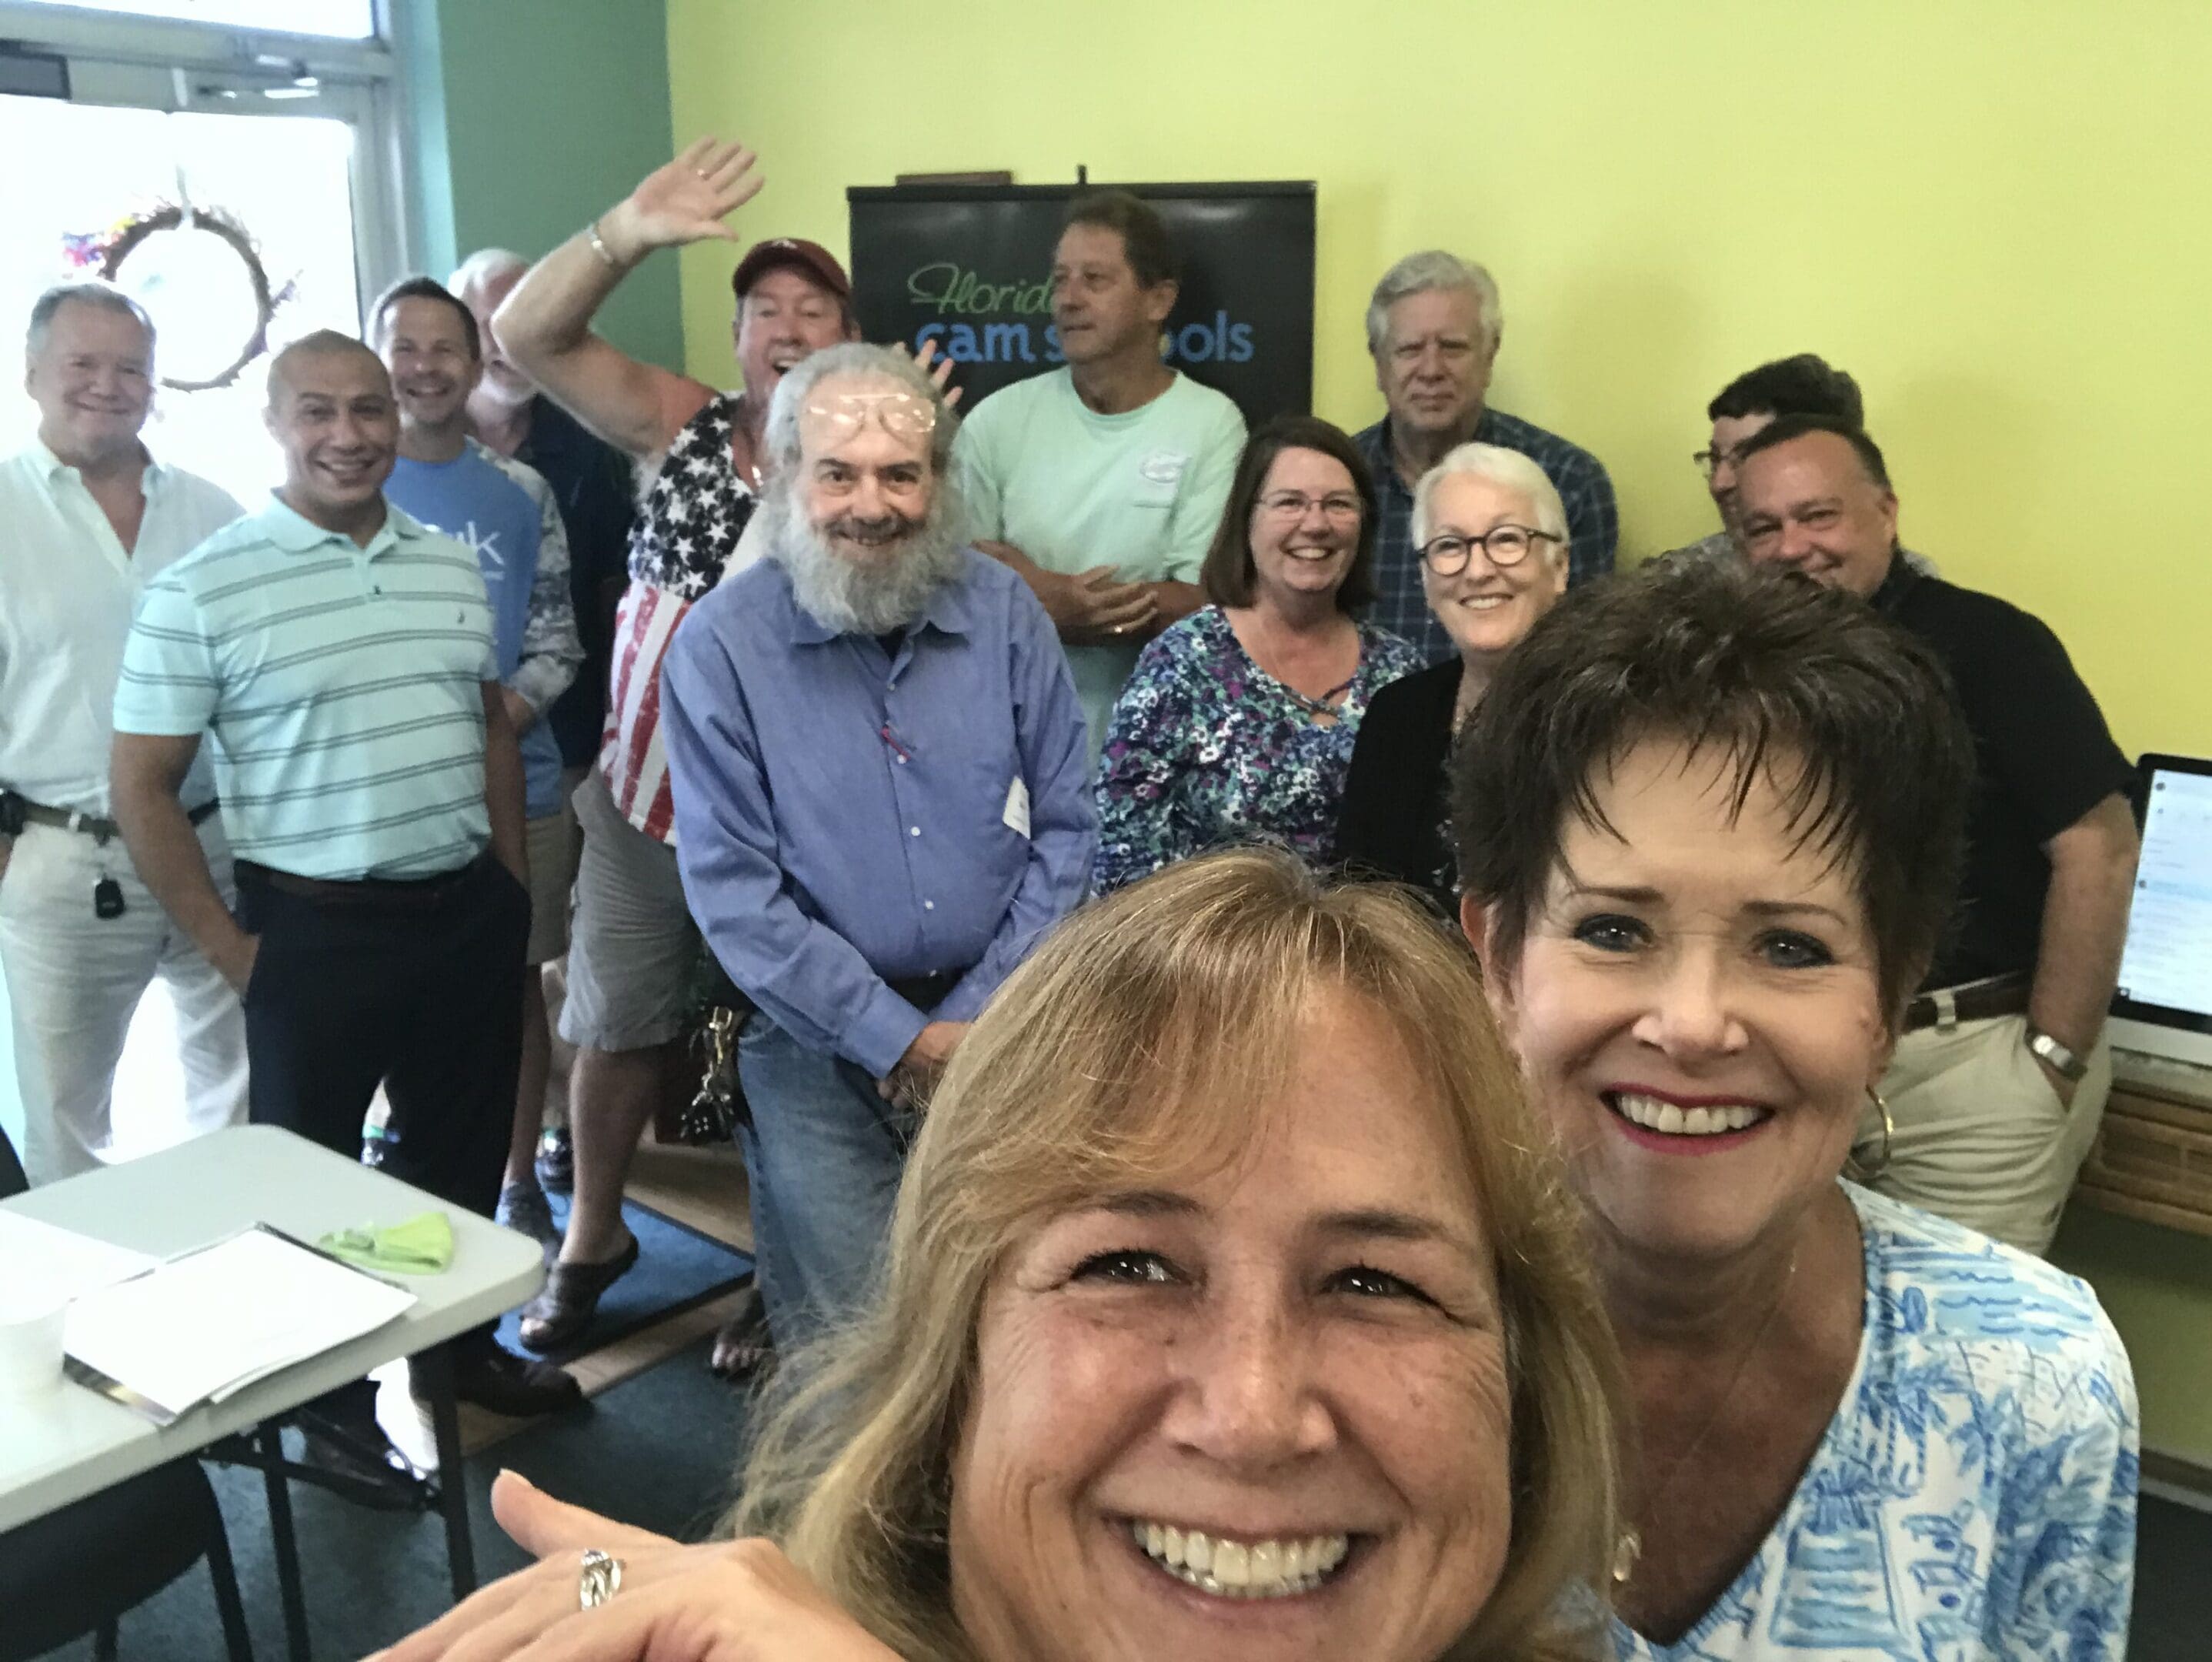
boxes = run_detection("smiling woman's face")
[1473,737,1889,1265]
[1420,471,1566,666]
[946,989,1514,1662]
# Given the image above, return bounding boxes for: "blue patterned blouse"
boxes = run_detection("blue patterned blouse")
[1093,606,1422,893]
[1614,1183,2138,1662]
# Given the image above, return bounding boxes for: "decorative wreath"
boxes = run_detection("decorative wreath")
[62,202,294,392]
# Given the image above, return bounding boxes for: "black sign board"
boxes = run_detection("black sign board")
[847,181,1315,428]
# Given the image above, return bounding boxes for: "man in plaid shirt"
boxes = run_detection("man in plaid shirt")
[1352,250,1616,663]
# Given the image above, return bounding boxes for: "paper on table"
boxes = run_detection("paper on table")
[65,1226,416,1421]
[0,1212,156,1305]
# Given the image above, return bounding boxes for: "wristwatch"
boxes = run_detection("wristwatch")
[2025,1023,2090,1083]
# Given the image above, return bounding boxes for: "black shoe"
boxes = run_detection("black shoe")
[535,1126,574,1193]
[426,1340,584,1418]
[515,1231,640,1353]
[294,1394,425,1510]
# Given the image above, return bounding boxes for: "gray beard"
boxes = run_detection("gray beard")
[768,486,968,636]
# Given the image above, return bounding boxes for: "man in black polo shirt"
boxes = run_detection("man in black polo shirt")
[1735,414,2140,1253]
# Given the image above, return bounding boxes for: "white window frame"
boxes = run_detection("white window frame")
[0,0,409,315]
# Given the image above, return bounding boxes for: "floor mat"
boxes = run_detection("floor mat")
[495,1192,752,1366]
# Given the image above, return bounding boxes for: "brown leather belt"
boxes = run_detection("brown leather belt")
[235,851,491,909]
[2,791,217,844]
[1901,971,2030,1033]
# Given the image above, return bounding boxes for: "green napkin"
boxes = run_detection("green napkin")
[316,1211,455,1275]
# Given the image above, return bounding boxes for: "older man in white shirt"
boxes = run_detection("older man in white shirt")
[0,282,249,1183]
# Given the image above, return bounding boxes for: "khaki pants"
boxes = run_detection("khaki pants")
[1859,1013,2110,1256]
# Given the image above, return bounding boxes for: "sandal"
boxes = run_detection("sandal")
[709,1279,775,1381]
[515,1232,639,1353]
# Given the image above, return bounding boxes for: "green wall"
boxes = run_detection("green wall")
[2053,1207,2212,1470]
[402,0,679,365]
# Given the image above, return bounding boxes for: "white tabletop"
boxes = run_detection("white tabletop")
[0,1123,544,1533]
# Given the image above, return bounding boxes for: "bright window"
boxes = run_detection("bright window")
[10,0,375,38]
[1,94,365,500]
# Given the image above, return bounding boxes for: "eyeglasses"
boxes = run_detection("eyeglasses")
[801,389,938,442]
[1693,446,1740,479]
[1418,524,1561,574]
[1256,490,1363,522]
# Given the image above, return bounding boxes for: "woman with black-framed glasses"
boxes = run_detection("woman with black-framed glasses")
[1336,442,1570,913]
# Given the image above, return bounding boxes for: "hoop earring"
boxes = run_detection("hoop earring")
[1847,1089,1894,1183]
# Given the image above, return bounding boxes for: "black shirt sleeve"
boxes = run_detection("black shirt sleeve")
[1930,586,2134,844]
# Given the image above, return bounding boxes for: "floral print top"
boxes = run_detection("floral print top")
[1092,606,1422,893]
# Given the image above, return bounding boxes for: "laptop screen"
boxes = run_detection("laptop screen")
[2114,755,2212,1034]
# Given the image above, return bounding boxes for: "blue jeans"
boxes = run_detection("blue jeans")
[736,1015,916,1347]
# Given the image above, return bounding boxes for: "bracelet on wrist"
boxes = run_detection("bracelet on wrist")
[585,215,625,271]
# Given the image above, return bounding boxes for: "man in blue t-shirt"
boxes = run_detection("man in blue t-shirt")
[375,278,582,1253]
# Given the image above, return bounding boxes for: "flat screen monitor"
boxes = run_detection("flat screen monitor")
[2110,753,2212,1069]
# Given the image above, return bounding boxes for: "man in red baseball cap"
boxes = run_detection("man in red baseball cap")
[491,139,859,1378]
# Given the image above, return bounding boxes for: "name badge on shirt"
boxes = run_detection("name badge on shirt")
[1135,449,1189,510]
[1139,450,1189,487]
[1003,776,1032,839]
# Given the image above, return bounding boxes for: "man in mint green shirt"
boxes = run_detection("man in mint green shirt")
[955,192,1246,758]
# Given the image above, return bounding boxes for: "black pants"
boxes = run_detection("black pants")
[235,854,529,1223]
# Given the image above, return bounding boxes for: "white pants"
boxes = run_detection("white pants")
[0,817,248,1185]
[1860,1012,2111,1257]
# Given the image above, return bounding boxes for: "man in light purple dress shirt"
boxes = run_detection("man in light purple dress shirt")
[660,344,1093,1346]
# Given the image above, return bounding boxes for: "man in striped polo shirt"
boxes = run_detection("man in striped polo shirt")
[111,332,581,1453]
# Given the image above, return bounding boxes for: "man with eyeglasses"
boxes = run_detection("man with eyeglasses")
[1665,352,1867,562]
[658,342,1093,1345]
[1666,353,1937,577]
[489,139,861,1363]
[1352,250,1615,665]
[1733,414,2139,1256]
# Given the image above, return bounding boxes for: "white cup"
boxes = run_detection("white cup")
[0,1290,68,1399]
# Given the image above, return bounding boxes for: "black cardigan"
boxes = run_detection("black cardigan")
[1333,658,1463,917]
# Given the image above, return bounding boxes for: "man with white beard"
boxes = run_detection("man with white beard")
[659,344,1093,1345]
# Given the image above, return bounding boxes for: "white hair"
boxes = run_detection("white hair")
[1410,442,1569,560]
[449,247,528,298]
[759,341,969,636]
[26,281,154,359]
[1365,249,1502,358]
[764,342,959,479]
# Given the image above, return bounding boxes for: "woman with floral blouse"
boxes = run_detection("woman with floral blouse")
[1092,416,1422,893]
